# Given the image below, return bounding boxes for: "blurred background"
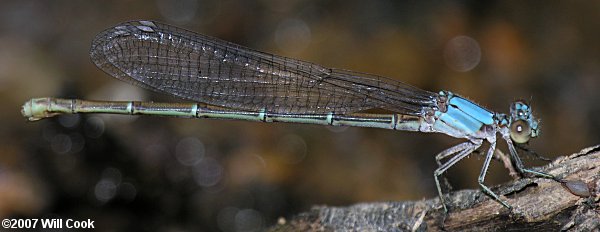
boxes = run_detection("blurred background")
[1,0,599,231]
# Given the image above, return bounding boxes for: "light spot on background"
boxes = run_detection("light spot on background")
[175,137,205,166]
[83,116,105,138]
[94,168,122,203]
[235,209,264,232]
[50,133,72,154]
[68,133,85,153]
[58,114,80,128]
[444,35,481,72]
[192,157,223,187]
[94,179,117,203]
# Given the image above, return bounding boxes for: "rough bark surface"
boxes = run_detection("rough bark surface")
[269,145,600,231]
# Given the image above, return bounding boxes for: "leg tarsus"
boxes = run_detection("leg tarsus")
[505,138,555,179]
[478,141,513,210]
[520,168,554,179]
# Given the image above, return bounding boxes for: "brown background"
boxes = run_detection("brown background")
[1,1,599,231]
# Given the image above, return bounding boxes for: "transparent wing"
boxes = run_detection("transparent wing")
[90,20,437,115]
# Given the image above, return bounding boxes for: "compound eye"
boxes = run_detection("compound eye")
[510,120,531,143]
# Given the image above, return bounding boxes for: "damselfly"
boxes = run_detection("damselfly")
[21,20,554,212]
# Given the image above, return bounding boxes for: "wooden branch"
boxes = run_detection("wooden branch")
[269,145,600,231]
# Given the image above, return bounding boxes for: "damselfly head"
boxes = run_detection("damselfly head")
[509,100,539,143]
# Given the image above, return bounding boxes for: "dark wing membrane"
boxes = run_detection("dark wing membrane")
[90,20,437,115]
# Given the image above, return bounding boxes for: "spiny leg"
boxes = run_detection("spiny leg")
[435,142,474,166]
[505,138,554,179]
[478,141,512,209]
[434,141,481,212]
[435,142,475,191]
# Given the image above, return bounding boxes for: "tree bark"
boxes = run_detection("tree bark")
[269,145,600,231]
